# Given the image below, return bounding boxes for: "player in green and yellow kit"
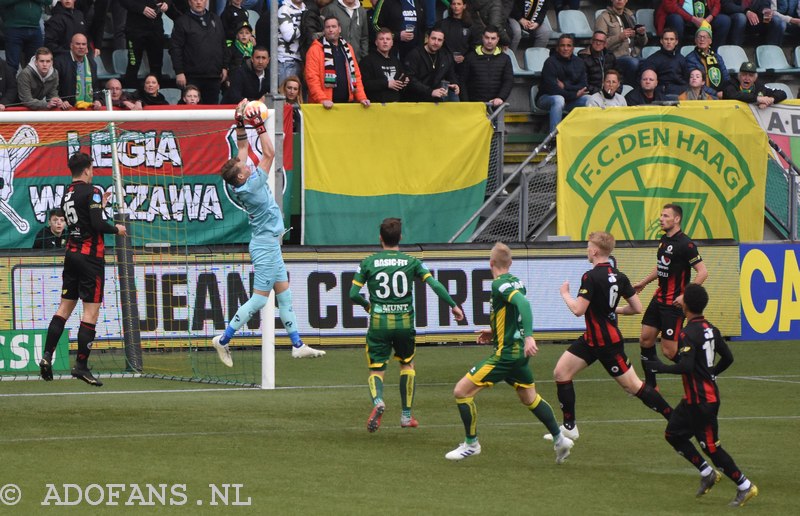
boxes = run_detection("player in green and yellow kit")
[349,218,464,432]
[445,242,574,464]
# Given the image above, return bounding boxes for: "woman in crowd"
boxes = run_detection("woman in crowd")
[137,74,170,106]
[678,68,717,101]
[279,75,303,132]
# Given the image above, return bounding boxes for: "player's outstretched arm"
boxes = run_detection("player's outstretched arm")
[233,99,250,163]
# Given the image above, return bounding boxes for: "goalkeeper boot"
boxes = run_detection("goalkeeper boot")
[696,470,721,497]
[445,441,481,461]
[554,435,574,465]
[212,335,233,367]
[367,402,385,433]
[544,424,579,441]
[291,343,326,359]
[71,365,103,387]
[400,416,419,428]
[729,484,758,507]
[39,358,53,381]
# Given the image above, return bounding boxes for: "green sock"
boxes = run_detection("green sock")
[456,397,478,441]
[368,373,384,405]
[399,369,416,415]
[528,394,560,438]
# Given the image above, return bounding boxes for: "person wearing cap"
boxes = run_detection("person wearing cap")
[656,0,734,47]
[685,23,729,98]
[723,61,787,108]
[227,20,255,75]
[119,0,169,88]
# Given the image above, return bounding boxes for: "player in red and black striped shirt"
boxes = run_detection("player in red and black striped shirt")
[550,231,672,442]
[643,284,758,507]
[634,204,708,389]
[39,153,127,387]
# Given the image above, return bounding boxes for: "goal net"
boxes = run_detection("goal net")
[0,107,279,388]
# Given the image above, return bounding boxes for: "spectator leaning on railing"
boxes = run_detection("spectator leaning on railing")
[17,47,68,111]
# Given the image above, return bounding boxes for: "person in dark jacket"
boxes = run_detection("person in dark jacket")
[723,60,787,107]
[136,73,170,105]
[404,27,460,102]
[220,0,249,42]
[54,33,98,108]
[120,0,169,88]
[721,0,784,46]
[535,34,589,133]
[508,0,551,51]
[170,0,228,104]
[467,0,509,46]
[0,57,19,110]
[643,28,689,97]
[44,0,88,57]
[33,209,67,249]
[359,27,409,103]
[222,45,269,103]
[578,30,617,95]
[440,0,472,75]
[625,68,667,105]
[372,0,427,60]
[0,0,50,71]
[227,19,254,78]
[458,25,512,106]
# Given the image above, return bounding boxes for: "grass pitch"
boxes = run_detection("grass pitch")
[1,340,797,515]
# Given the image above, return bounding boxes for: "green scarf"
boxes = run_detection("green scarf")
[699,49,723,89]
[234,40,253,59]
[75,55,93,103]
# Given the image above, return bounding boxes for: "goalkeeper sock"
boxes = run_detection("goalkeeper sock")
[44,314,67,361]
[368,373,384,406]
[220,293,268,345]
[527,394,561,437]
[556,380,577,430]
[76,321,96,366]
[276,290,302,347]
[641,345,659,388]
[399,369,416,413]
[456,397,478,440]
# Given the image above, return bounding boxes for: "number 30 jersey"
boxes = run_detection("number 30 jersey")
[352,250,432,329]
[577,262,635,347]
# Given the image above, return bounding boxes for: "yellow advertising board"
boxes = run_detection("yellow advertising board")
[556,103,768,241]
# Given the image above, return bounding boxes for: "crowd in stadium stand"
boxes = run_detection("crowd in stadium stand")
[0,0,796,112]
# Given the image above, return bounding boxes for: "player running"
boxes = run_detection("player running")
[349,217,464,431]
[643,284,758,507]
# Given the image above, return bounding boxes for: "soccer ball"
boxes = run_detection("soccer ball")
[245,100,268,123]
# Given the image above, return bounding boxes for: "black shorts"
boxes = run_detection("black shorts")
[666,399,721,453]
[642,298,685,341]
[567,335,631,377]
[61,252,105,303]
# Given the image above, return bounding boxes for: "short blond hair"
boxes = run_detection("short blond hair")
[491,242,512,269]
[588,231,615,255]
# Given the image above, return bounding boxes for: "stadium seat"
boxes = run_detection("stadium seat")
[113,49,149,79]
[0,50,5,61]
[717,45,750,74]
[160,87,182,105]
[543,15,560,41]
[247,9,260,28]
[756,45,800,74]
[529,85,549,115]
[505,48,536,77]
[621,84,633,97]
[557,10,593,39]
[765,82,794,99]
[524,47,550,77]
[636,9,656,38]
[680,45,693,57]
[161,49,176,79]
[163,15,174,38]
[641,46,659,59]
[595,9,605,21]
[95,56,120,80]
[795,46,800,67]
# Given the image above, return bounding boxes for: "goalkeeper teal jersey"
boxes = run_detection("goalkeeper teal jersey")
[490,273,531,360]
[352,250,441,330]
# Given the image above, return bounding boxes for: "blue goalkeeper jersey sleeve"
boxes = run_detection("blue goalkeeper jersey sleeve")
[232,166,285,244]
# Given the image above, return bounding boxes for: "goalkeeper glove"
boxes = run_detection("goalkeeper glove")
[235,99,248,129]
[249,112,267,134]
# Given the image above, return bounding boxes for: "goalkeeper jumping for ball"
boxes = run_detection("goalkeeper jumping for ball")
[213,99,325,365]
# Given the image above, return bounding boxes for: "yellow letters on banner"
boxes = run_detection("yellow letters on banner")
[556,102,769,241]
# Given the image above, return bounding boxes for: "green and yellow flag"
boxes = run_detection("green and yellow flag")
[302,103,492,244]
[557,102,769,241]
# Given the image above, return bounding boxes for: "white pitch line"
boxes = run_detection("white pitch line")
[1,415,798,445]
[0,387,257,398]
